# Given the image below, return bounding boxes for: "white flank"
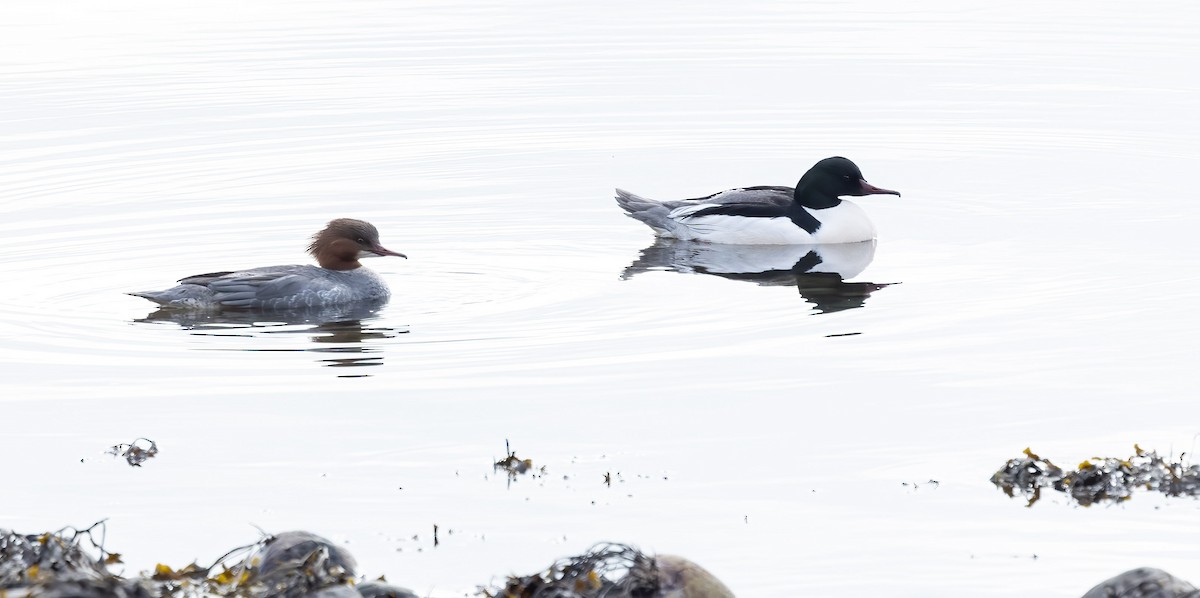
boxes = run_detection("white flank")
[672,215,813,244]
[664,200,876,245]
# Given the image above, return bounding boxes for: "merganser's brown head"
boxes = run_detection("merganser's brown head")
[308,218,406,271]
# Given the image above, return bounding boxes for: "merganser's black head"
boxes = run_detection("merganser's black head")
[308,218,406,271]
[794,157,900,210]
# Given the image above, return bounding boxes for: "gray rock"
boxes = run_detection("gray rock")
[357,580,419,598]
[1081,568,1200,598]
[256,531,358,579]
[655,554,735,598]
[306,584,363,598]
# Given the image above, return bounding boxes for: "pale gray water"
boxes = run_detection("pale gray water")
[2,0,1200,595]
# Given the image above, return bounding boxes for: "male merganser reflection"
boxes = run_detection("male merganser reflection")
[130,218,405,310]
[622,240,893,313]
[616,157,898,244]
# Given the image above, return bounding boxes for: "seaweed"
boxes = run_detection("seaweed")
[494,440,544,481]
[992,445,1200,506]
[0,520,153,597]
[1,525,361,597]
[483,542,735,598]
[487,543,659,598]
[107,438,159,467]
[153,530,358,597]
[0,524,735,598]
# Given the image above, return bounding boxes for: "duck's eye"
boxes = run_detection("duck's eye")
[356,237,367,244]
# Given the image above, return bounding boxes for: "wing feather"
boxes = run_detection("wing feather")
[186,265,333,308]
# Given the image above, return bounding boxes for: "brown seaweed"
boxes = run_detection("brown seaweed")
[992,445,1200,506]
[485,542,734,598]
[107,438,159,467]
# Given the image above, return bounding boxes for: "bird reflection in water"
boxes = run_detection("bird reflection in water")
[134,300,405,376]
[622,240,895,314]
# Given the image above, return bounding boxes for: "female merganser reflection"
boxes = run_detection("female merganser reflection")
[130,218,405,310]
[616,157,899,244]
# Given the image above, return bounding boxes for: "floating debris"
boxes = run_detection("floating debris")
[108,438,159,467]
[487,542,735,598]
[495,440,543,480]
[991,445,1200,506]
[901,480,940,491]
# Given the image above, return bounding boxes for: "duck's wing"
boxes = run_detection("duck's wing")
[195,265,336,308]
[177,271,236,285]
[616,186,797,241]
[681,186,795,207]
[666,186,794,219]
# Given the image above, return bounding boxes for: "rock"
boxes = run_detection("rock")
[1081,567,1200,598]
[256,531,358,579]
[306,584,364,598]
[655,555,735,598]
[357,580,420,597]
[244,530,359,597]
[492,543,734,598]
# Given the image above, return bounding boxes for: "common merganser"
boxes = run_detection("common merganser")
[615,156,900,244]
[130,218,405,310]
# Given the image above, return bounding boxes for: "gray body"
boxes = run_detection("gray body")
[131,264,391,310]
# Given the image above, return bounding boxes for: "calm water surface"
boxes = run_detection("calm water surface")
[2,1,1200,596]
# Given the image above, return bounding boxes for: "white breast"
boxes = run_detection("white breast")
[807,201,877,244]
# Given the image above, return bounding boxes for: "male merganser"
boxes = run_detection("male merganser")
[130,218,405,310]
[615,156,900,244]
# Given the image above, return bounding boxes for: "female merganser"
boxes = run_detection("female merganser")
[615,156,900,244]
[130,218,406,310]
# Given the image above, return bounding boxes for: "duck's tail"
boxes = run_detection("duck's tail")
[615,189,678,237]
[128,290,170,305]
[128,285,218,309]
